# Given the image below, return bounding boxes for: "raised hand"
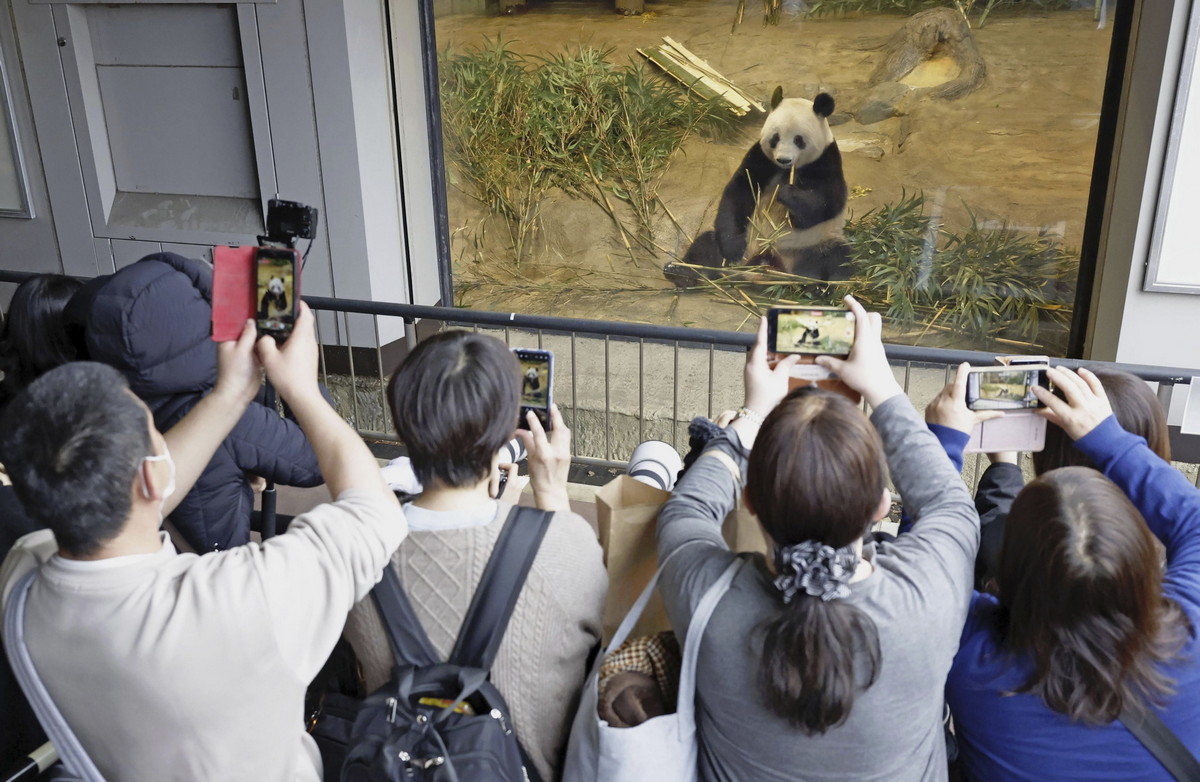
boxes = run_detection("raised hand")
[255,302,320,405]
[743,316,802,418]
[815,295,903,408]
[515,403,572,512]
[214,319,263,407]
[925,362,1003,435]
[1034,366,1113,441]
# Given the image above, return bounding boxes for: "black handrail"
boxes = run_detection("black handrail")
[1,269,1195,384]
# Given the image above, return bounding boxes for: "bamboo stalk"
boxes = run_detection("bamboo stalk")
[638,48,748,115]
[661,37,765,112]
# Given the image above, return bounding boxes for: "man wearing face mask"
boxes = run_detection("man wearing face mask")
[0,307,405,781]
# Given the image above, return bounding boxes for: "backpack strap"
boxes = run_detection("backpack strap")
[449,505,552,671]
[369,564,440,667]
[1120,704,1200,781]
[4,569,104,781]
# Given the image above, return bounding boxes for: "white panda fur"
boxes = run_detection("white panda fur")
[670,89,851,286]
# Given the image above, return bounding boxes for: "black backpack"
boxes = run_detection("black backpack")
[341,506,551,782]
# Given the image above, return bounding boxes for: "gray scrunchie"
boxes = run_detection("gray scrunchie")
[773,540,859,604]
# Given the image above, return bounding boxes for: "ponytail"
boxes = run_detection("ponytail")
[744,388,889,734]
[759,543,881,733]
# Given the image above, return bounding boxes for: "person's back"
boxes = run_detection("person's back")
[81,252,323,551]
[656,300,979,782]
[0,308,405,780]
[947,367,1200,781]
[343,330,606,781]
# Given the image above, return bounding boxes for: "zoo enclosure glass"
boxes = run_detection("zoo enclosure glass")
[420,0,1123,357]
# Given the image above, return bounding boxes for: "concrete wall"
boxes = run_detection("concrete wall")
[1089,0,1200,370]
[0,0,430,339]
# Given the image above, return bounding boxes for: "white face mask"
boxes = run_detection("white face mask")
[140,446,177,513]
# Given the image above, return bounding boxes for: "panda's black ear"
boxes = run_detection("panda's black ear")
[770,86,783,111]
[814,92,835,118]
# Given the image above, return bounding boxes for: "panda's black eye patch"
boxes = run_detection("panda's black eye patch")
[794,135,806,149]
[769,133,780,148]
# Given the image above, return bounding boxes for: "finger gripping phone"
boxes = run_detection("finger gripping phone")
[767,306,855,357]
[255,247,300,339]
[514,348,553,432]
[965,366,1049,411]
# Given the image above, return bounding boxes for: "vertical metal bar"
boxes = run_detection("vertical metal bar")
[315,311,329,392]
[345,311,361,432]
[537,329,544,351]
[672,341,680,450]
[374,315,389,437]
[504,326,511,347]
[708,344,716,420]
[903,361,913,395]
[571,332,579,435]
[604,335,611,462]
[404,318,416,352]
[638,338,645,444]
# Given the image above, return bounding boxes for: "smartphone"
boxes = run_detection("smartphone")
[255,247,300,338]
[767,307,855,357]
[965,366,1049,411]
[514,348,553,431]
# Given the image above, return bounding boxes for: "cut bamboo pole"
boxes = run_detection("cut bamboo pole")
[637,48,735,111]
[661,37,765,113]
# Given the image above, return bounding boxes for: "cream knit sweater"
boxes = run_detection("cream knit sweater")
[343,502,607,782]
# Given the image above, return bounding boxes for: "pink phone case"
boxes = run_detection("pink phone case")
[211,245,256,342]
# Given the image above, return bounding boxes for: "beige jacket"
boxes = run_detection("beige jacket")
[343,502,607,782]
[1,490,406,782]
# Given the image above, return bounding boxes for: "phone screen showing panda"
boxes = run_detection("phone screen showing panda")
[255,247,300,338]
[514,349,553,432]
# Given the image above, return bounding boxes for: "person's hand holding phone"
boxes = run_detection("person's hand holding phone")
[516,403,572,512]
[815,296,903,408]
[256,302,321,405]
[735,317,801,448]
[1034,366,1113,441]
[925,362,1004,435]
[213,319,263,408]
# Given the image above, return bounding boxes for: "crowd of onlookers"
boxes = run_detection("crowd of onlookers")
[0,254,1197,781]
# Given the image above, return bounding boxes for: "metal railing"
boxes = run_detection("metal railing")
[2,269,1199,487]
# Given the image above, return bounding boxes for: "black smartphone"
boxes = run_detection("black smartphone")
[767,306,856,356]
[965,366,1050,411]
[254,247,300,339]
[514,348,553,431]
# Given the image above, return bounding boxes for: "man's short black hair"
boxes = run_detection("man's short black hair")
[0,362,152,556]
[388,330,520,490]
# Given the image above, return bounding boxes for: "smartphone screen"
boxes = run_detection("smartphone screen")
[965,367,1049,411]
[255,248,299,337]
[514,349,553,431]
[767,307,856,356]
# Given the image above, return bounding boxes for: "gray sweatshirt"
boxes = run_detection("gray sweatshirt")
[656,395,979,782]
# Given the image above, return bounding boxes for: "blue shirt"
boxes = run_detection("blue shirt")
[945,416,1200,781]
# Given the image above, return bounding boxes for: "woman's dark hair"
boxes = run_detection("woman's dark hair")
[998,466,1189,724]
[0,275,85,408]
[387,330,521,490]
[1034,368,1170,474]
[744,388,885,734]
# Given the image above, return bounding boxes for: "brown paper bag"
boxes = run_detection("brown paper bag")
[596,474,768,641]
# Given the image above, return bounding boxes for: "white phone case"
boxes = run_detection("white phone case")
[965,410,1047,453]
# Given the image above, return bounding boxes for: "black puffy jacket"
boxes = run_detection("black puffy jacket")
[82,253,322,551]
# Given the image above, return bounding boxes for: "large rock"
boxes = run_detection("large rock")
[857,82,912,125]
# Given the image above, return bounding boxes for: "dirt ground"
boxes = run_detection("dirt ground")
[435,2,1111,339]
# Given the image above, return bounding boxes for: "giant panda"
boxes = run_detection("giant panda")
[666,88,851,287]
